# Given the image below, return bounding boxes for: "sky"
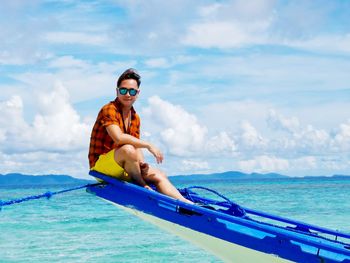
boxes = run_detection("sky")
[0,0,350,178]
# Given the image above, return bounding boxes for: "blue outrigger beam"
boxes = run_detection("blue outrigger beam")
[87,171,350,263]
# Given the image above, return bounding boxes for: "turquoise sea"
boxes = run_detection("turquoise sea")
[1,176,349,262]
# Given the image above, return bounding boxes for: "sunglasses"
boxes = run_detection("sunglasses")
[118,87,139,96]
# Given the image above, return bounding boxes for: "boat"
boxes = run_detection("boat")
[87,170,350,263]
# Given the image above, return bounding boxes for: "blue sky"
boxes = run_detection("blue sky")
[1,0,350,178]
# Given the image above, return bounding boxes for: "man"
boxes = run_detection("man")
[88,68,191,203]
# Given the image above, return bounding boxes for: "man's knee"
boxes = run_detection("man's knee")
[116,144,138,161]
[157,171,167,180]
[145,169,167,183]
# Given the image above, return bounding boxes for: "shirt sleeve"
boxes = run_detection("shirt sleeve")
[100,104,120,127]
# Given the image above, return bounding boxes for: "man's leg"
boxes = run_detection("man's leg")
[114,145,147,187]
[142,166,193,204]
[114,144,192,203]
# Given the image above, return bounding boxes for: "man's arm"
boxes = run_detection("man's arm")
[136,148,145,162]
[106,124,163,163]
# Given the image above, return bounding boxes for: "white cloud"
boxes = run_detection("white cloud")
[1,1,350,177]
[180,159,210,172]
[144,58,169,68]
[142,96,239,157]
[1,92,350,177]
[239,121,267,149]
[0,129,5,143]
[10,57,137,103]
[292,156,317,170]
[196,0,276,23]
[205,132,237,155]
[0,95,30,148]
[0,84,92,177]
[320,156,349,172]
[264,110,332,155]
[0,51,28,65]
[182,0,274,48]
[198,3,222,17]
[48,56,90,69]
[267,109,300,133]
[141,97,350,176]
[284,34,350,54]
[180,1,350,55]
[143,96,207,156]
[238,155,322,175]
[295,125,330,152]
[30,83,91,151]
[199,100,272,135]
[183,21,260,49]
[238,155,290,173]
[332,120,350,152]
[143,55,198,69]
[0,150,89,179]
[44,31,108,46]
[0,84,90,153]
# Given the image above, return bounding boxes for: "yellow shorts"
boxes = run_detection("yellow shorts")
[91,149,132,182]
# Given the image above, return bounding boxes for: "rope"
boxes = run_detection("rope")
[1,182,246,217]
[182,185,247,217]
[0,183,101,211]
[185,186,234,204]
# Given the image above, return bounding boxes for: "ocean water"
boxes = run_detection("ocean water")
[1,176,349,262]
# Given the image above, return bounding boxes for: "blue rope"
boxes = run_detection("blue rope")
[0,183,101,211]
[182,186,247,217]
[185,186,234,204]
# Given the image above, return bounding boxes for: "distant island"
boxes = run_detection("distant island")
[172,171,288,181]
[0,171,349,187]
[0,173,94,186]
[171,171,350,181]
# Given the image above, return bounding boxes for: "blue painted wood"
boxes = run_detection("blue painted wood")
[87,170,350,263]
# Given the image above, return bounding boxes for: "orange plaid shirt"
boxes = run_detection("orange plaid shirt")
[88,98,140,168]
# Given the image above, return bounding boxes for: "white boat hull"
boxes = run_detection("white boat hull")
[108,200,291,263]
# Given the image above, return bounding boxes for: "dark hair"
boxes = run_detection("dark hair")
[117,68,141,88]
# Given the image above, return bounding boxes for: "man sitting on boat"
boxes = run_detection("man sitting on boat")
[88,68,192,204]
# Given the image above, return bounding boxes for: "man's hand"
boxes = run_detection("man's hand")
[143,185,154,191]
[147,144,164,164]
[140,162,149,176]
